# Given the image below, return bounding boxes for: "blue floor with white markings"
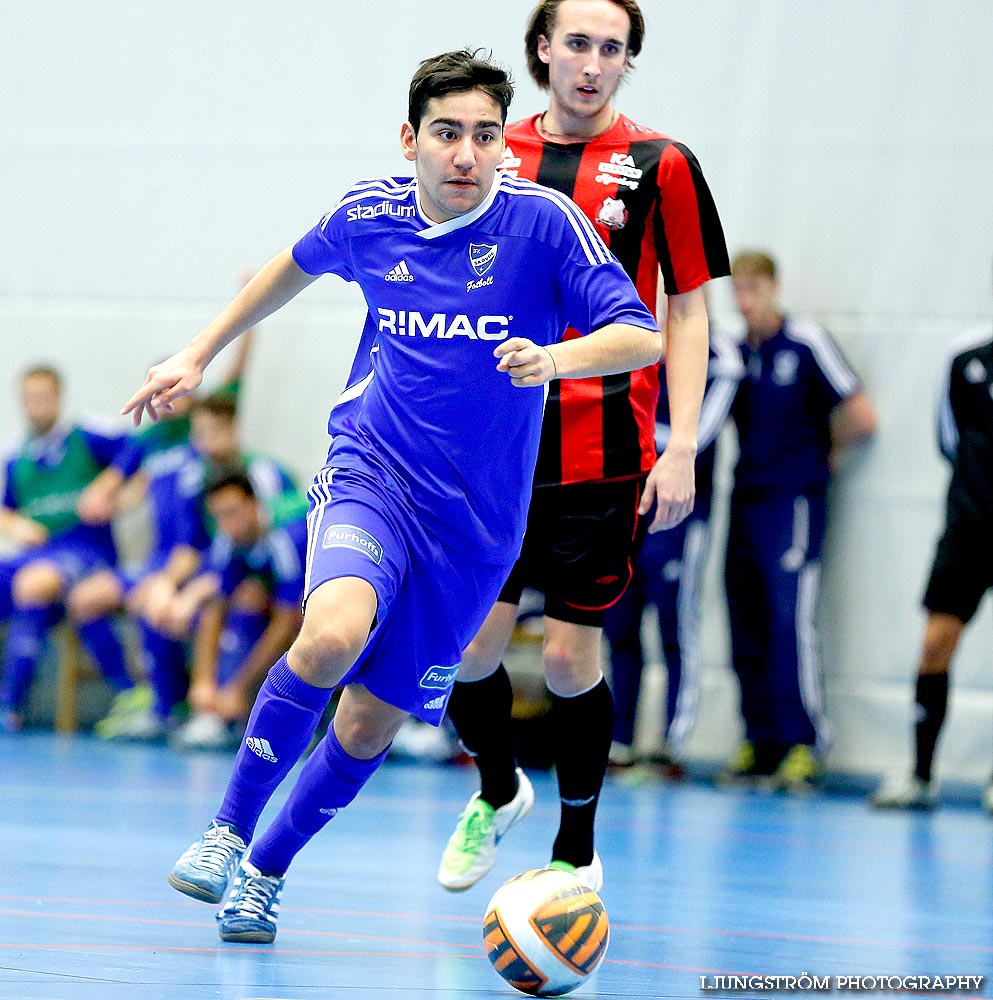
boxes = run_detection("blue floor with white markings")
[1,733,990,999]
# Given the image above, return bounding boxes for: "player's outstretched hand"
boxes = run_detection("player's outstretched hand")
[641,447,696,532]
[121,347,205,426]
[495,338,557,387]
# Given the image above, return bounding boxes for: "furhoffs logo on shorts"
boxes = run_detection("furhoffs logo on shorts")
[420,664,460,690]
[321,524,384,564]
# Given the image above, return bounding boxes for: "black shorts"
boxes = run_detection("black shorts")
[498,477,647,627]
[922,519,993,624]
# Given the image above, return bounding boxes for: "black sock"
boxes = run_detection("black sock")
[914,673,949,783]
[446,664,518,809]
[549,677,613,868]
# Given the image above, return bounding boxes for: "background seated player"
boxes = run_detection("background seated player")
[69,438,209,740]
[71,314,261,740]
[0,365,136,732]
[168,470,306,752]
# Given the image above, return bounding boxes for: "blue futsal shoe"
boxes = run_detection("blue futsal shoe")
[168,821,247,904]
[217,858,284,943]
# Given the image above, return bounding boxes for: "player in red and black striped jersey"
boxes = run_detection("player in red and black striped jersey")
[438,0,730,893]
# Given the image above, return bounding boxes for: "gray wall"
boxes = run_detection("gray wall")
[3,1,993,781]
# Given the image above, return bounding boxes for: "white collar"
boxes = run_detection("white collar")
[415,173,503,241]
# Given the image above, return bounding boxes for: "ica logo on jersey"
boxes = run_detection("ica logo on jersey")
[596,151,644,190]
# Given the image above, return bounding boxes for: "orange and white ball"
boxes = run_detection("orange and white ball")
[482,868,609,997]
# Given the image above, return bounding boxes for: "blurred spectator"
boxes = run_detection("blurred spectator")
[721,250,876,789]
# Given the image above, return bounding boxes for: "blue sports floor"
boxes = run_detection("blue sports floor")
[1,733,991,999]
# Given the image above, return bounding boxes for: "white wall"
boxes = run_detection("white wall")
[3,1,993,782]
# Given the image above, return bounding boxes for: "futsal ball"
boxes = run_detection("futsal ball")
[483,868,609,997]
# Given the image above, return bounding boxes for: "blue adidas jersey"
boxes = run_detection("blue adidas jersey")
[142,444,204,563]
[207,516,308,607]
[292,173,657,561]
[731,315,860,495]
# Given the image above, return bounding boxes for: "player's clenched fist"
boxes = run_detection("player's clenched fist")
[494,338,559,387]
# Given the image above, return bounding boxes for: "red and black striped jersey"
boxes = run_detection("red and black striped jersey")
[501,112,730,487]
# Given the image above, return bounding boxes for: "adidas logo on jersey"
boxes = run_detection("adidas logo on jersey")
[385,260,414,282]
[423,696,448,711]
[245,737,278,763]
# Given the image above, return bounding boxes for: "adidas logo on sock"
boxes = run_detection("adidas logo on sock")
[245,737,278,763]
[385,259,414,282]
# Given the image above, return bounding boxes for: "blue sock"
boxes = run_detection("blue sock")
[76,618,133,692]
[139,621,188,719]
[250,724,390,876]
[0,606,56,711]
[215,655,333,842]
[216,609,269,687]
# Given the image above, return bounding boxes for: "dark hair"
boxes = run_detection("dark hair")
[192,391,237,422]
[408,48,514,133]
[21,364,62,389]
[525,0,645,90]
[204,466,256,501]
[731,249,778,281]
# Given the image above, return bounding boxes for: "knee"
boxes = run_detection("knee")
[66,576,120,625]
[333,686,407,758]
[12,563,63,609]
[460,635,503,679]
[290,617,367,686]
[543,640,595,694]
[920,615,962,674]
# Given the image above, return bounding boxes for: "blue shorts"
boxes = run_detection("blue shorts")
[304,467,514,725]
[10,536,115,592]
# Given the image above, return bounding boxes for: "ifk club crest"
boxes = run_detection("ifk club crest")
[469,242,498,276]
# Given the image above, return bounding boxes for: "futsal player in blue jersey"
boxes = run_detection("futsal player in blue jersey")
[122,49,660,943]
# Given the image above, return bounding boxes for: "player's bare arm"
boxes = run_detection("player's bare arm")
[494,321,661,387]
[122,249,317,425]
[641,286,709,532]
[0,506,48,548]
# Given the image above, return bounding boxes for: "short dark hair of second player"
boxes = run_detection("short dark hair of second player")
[525,0,646,90]
[204,467,256,501]
[407,48,514,134]
[192,392,238,422]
